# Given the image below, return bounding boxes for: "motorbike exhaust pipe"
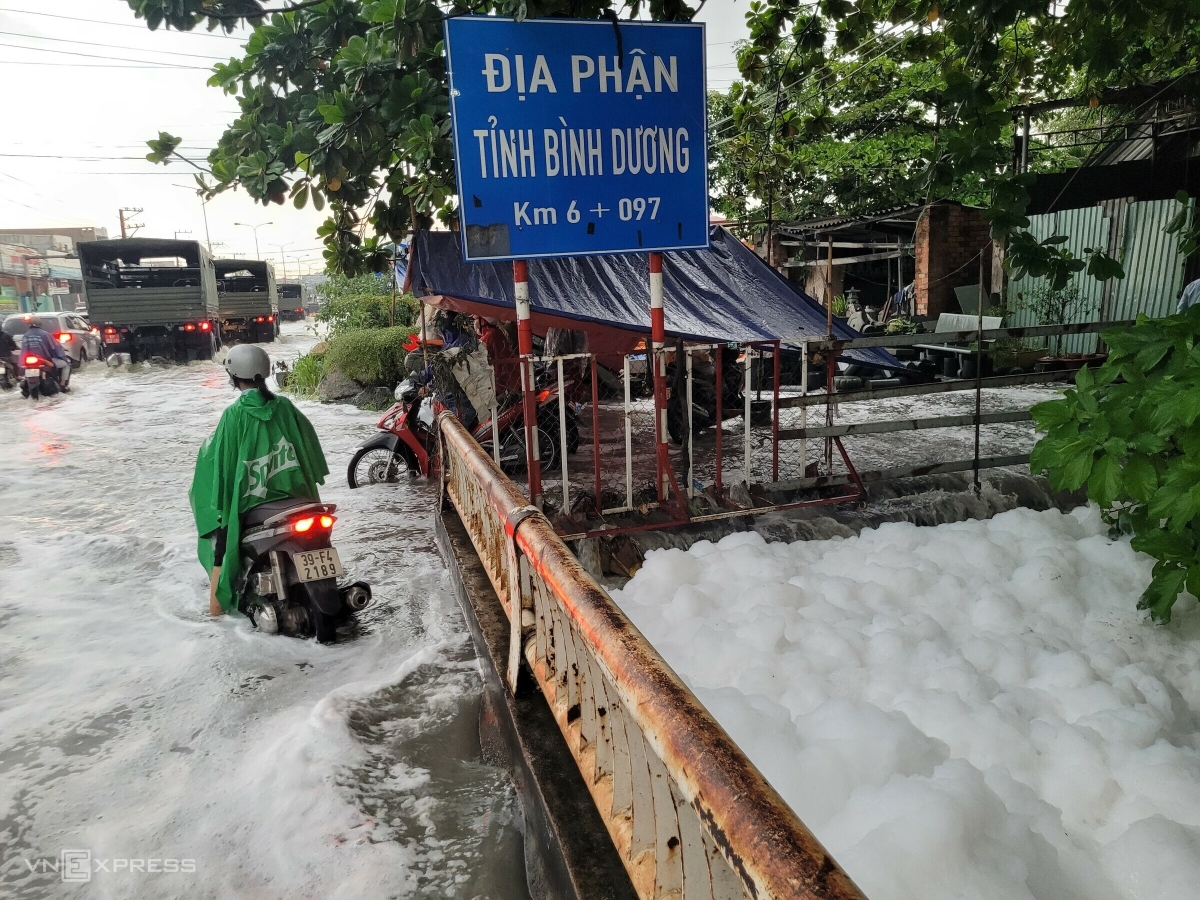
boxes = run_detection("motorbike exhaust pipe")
[254,602,281,634]
[340,581,373,613]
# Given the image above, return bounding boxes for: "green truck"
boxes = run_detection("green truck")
[79,238,220,362]
[215,259,279,343]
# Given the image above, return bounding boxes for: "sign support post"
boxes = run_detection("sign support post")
[650,252,669,504]
[514,260,542,505]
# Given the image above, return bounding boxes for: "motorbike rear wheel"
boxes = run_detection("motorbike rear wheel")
[347,446,410,488]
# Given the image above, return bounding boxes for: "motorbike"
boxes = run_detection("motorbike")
[18,353,64,400]
[347,373,580,487]
[234,498,372,644]
[666,352,771,444]
[0,352,16,391]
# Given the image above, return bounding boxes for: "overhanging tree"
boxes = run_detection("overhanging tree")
[129,0,1198,280]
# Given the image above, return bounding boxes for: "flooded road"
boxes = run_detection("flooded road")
[0,324,529,899]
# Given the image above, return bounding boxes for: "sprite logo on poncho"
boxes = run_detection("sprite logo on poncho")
[244,437,301,500]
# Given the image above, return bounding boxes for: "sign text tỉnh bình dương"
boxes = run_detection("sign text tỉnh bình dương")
[444,17,709,261]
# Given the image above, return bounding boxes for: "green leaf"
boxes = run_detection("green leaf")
[1057,447,1095,492]
[1137,566,1187,623]
[1123,453,1158,503]
[1087,453,1122,507]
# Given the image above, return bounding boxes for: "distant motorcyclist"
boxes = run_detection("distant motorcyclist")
[189,344,329,618]
[20,317,71,391]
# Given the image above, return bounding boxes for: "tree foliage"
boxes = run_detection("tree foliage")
[1030,309,1200,623]
[130,0,699,275]
[128,0,1199,279]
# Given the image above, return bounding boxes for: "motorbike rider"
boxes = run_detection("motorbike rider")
[20,317,71,391]
[0,328,17,384]
[189,345,329,618]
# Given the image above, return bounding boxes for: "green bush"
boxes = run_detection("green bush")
[1030,307,1200,623]
[283,351,326,398]
[324,326,414,387]
[316,292,420,335]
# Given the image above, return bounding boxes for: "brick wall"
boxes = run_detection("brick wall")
[914,203,993,317]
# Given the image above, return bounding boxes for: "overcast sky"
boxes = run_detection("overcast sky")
[0,1,748,275]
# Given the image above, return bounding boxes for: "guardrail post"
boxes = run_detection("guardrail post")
[513,260,542,506]
[503,504,539,693]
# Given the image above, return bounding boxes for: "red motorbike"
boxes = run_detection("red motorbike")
[347,374,580,487]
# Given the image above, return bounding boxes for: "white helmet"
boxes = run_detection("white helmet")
[224,344,271,381]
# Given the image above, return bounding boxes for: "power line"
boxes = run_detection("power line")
[0,41,214,69]
[0,152,209,163]
[0,60,209,69]
[0,30,234,61]
[1,8,248,39]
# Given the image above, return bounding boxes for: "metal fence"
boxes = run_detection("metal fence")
[439,410,867,900]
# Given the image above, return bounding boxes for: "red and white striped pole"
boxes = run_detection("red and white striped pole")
[514,260,542,504]
[649,252,669,503]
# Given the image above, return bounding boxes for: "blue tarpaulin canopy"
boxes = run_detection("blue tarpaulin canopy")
[409,227,897,367]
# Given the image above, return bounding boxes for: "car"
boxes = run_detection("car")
[2,313,104,368]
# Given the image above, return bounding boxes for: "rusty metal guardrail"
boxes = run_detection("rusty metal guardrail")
[438,411,867,900]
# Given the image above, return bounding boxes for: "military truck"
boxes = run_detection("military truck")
[278,282,304,321]
[79,238,220,362]
[215,259,279,343]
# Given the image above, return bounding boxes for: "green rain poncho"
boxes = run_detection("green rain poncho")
[189,390,329,612]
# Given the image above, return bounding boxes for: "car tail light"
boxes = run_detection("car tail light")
[267,315,275,322]
[90,327,99,335]
[104,327,116,335]
[255,316,265,323]
[200,321,211,331]
[56,333,73,343]
[184,323,196,332]
[292,517,315,533]
[23,355,40,366]
[319,515,335,529]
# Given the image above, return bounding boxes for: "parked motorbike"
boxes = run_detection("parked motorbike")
[18,353,63,400]
[347,374,580,487]
[234,498,372,644]
[666,353,770,444]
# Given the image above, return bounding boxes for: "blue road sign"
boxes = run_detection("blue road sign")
[444,16,709,262]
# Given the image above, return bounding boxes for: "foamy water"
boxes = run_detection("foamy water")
[0,324,528,898]
[613,507,1200,900]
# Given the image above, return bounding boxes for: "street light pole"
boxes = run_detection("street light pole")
[234,221,273,260]
[269,242,293,283]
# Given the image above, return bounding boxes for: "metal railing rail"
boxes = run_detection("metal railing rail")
[778,370,1075,408]
[804,319,1135,352]
[439,411,867,900]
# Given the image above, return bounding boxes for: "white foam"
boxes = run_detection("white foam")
[612,506,1200,900]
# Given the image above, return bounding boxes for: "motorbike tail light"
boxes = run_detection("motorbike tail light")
[537,389,551,403]
[184,323,196,332]
[23,355,40,366]
[200,321,211,331]
[292,517,315,533]
[319,515,335,529]
[56,333,73,343]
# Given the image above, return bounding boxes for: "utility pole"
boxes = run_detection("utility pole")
[119,207,144,239]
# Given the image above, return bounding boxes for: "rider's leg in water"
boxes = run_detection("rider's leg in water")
[209,567,223,617]
[54,358,70,389]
